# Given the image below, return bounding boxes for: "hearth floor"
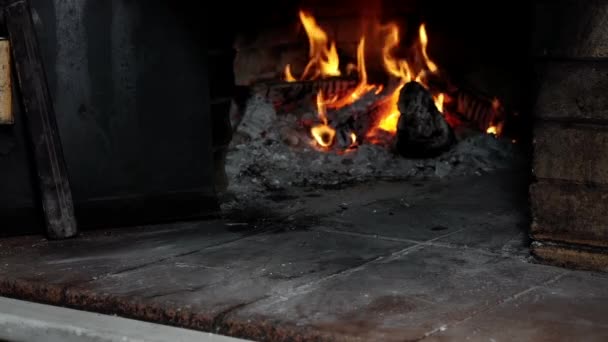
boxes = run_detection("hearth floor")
[1,170,607,341]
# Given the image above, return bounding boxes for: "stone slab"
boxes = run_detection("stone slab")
[223,246,563,341]
[0,220,242,288]
[429,271,608,341]
[1,228,411,332]
[323,171,530,255]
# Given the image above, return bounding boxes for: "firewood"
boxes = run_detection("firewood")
[395,81,454,158]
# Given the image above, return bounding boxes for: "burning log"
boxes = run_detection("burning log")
[395,82,454,157]
[254,77,358,114]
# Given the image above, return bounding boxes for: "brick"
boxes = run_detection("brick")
[532,242,608,272]
[533,123,608,184]
[530,180,608,247]
[535,61,608,121]
[532,0,608,58]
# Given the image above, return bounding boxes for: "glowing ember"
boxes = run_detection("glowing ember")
[311,90,336,148]
[486,122,504,136]
[350,132,357,146]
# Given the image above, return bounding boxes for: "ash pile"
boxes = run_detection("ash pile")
[224,85,524,205]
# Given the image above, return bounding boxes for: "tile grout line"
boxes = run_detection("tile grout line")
[417,270,571,341]
[250,228,464,309]
[311,226,529,261]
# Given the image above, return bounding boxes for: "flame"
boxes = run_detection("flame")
[311,90,336,148]
[369,23,444,137]
[285,65,296,82]
[434,93,445,113]
[281,13,503,152]
[486,121,503,136]
[369,24,410,135]
[287,11,341,81]
[419,24,438,73]
[382,24,412,82]
[327,37,377,108]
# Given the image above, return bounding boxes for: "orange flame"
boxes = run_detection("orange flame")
[369,24,410,135]
[434,93,445,113]
[369,23,444,137]
[419,24,438,73]
[287,11,341,81]
[327,37,377,108]
[284,64,297,82]
[311,90,336,148]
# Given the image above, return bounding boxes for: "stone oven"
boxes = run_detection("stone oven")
[204,0,608,271]
[0,1,607,340]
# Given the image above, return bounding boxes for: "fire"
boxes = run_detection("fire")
[434,93,445,113]
[486,98,504,136]
[419,24,438,73]
[284,65,297,82]
[369,22,445,137]
[311,90,336,148]
[486,122,504,136]
[281,11,504,153]
[381,24,412,82]
[327,37,377,108]
[287,11,341,82]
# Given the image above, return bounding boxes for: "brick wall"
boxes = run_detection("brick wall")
[530,0,608,270]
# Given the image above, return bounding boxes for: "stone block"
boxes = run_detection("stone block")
[532,0,608,58]
[535,61,608,121]
[533,123,608,184]
[530,180,608,247]
[532,242,608,272]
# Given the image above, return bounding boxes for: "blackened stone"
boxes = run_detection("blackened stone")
[395,82,454,158]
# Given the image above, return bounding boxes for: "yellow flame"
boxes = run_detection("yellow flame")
[434,93,445,113]
[327,37,376,108]
[375,86,403,134]
[382,24,412,82]
[311,90,336,148]
[284,64,296,82]
[419,23,438,73]
[350,132,357,145]
[297,11,341,81]
[486,121,504,137]
[370,24,412,135]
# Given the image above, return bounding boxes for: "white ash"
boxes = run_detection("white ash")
[225,95,524,203]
